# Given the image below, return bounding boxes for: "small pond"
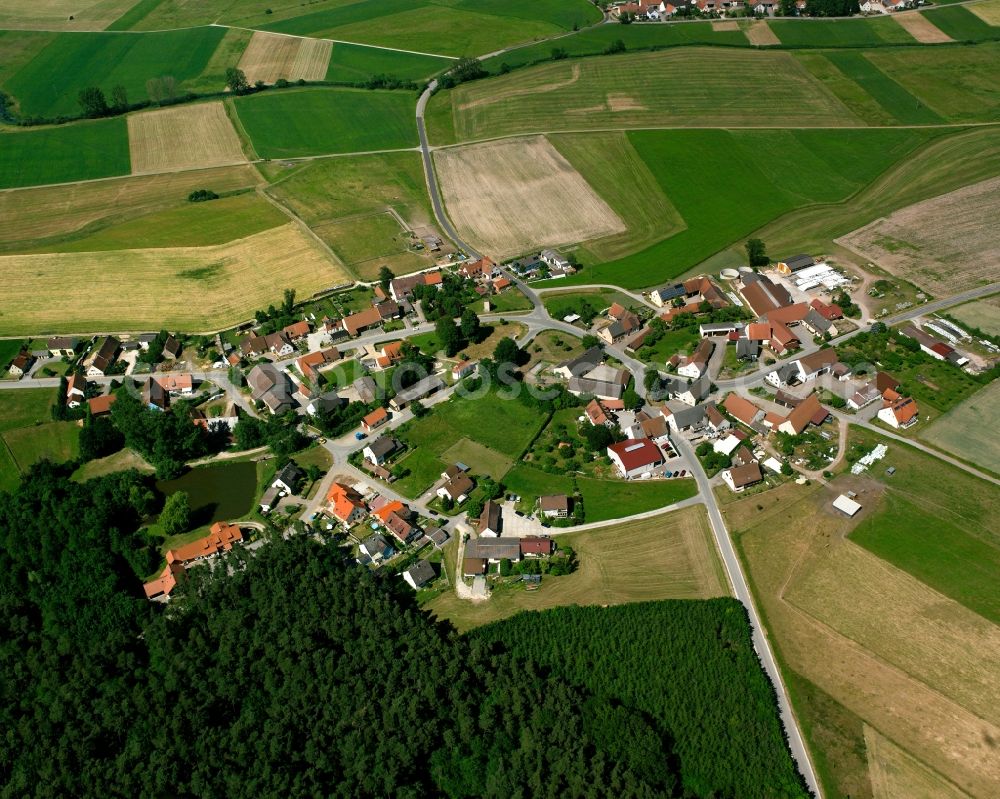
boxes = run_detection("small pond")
[156,461,257,527]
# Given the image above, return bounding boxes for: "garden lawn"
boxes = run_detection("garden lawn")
[325,42,452,83]
[403,391,546,459]
[546,127,934,288]
[234,88,417,158]
[3,422,80,474]
[4,27,227,118]
[578,476,697,523]
[391,447,447,498]
[0,119,130,190]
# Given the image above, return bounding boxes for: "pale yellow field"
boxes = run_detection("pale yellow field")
[744,19,780,45]
[0,223,347,334]
[238,31,332,84]
[837,175,1000,297]
[0,0,136,30]
[865,726,973,799]
[0,165,260,251]
[729,482,1000,799]
[711,20,739,32]
[970,0,1000,25]
[949,295,1000,337]
[921,380,1000,475]
[128,102,248,175]
[893,12,954,43]
[434,135,625,259]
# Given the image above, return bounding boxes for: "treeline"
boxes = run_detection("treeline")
[0,469,700,797]
[473,601,810,799]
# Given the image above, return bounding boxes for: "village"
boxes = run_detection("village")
[3,239,992,609]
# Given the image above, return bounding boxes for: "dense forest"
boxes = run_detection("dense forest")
[0,463,803,798]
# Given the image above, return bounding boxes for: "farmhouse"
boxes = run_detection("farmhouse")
[705,404,729,432]
[724,393,764,428]
[465,537,521,563]
[568,364,629,401]
[88,394,117,417]
[327,483,367,525]
[438,473,474,504]
[142,559,187,601]
[478,501,502,537]
[264,332,294,357]
[804,308,838,338]
[607,438,665,479]
[810,298,843,321]
[585,398,615,427]
[341,306,383,337]
[650,283,686,306]
[402,560,436,590]
[47,336,78,358]
[721,462,763,493]
[678,339,713,379]
[794,348,839,383]
[247,363,296,414]
[738,275,793,316]
[389,375,444,411]
[388,271,442,302]
[639,413,670,443]
[361,406,389,433]
[298,347,340,382]
[765,362,799,388]
[458,256,499,282]
[452,359,477,380]
[85,336,120,377]
[539,495,570,518]
[553,347,605,380]
[878,396,919,429]
[684,276,728,309]
[663,403,707,432]
[8,352,33,378]
[364,436,399,466]
[520,536,555,557]
[167,521,244,566]
[778,393,828,436]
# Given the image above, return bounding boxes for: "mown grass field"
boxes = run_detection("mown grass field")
[728,478,1000,799]
[0,165,261,253]
[0,223,346,335]
[547,127,934,288]
[0,0,137,30]
[316,213,430,281]
[325,41,452,83]
[37,193,287,253]
[391,447,447,499]
[922,5,1000,41]
[822,51,943,125]
[261,0,601,58]
[430,48,857,144]
[767,16,916,46]
[949,294,1000,336]
[846,427,1000,621]
[425,505,727,631]
[3,27,227,118]
[234,87,416,158]
[0,31,55,92]
[0,118,131,189]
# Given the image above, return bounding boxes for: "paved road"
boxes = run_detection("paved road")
[416,80,480,258]
[671,433,823,798]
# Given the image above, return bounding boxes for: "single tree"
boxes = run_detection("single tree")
[622,384,642,411]
[225,67,250,95]
[493,336,520,366]
[283,288,296,316]
[460,308,482,343]
[435,316,462,358]
[410,400,428,418]
[159,491,191,537]
[78,87,108,118]
[643,369,661,393]
[745,238,768,267]
[110,84,128,112]
[379,266,394,297]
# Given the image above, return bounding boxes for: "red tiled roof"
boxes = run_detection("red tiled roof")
[327,483,366,522]
[167,522,243,564]
[608,438,663,472]
[88,394,117,415]
[362,407,388,429]
[724,393,761,426]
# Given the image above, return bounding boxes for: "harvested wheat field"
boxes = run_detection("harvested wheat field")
[128,102,248,175]
[0,224,346,334]
[434,135,625,259]
[970,0,1000,25]
[0,0,136,30]
[238,31,332,85]
[0,165,260,251]
[837,176,1000,297]
[728,482,1000,799]
[711,20,739,32]
[893,12,954,43]
[865,726,973,799]
[744,20,781,45]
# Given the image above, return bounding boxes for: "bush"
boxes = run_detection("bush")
[188,189,219,203]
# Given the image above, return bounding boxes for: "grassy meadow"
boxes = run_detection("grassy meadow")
[234,87,417,158]
[4,27,227,118]
[821,51,943,124]
[767,16,916,46]
[425,506,727,631]
[0,388,78,494]
[0,118,131,189]
[921,6,1000,41]
[324,42,452,83]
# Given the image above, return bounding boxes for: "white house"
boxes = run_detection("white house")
[607,438,665,479]
[877,396,919,429]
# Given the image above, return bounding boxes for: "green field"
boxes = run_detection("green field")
[577,475,697,522]
[0,387,74,493]
[548,127,934,288]
[3,27,227,118]
[767,17,916,46]
[846,429,1000,624]
[262,0,602,58]
[37,193,287,253]
[325,41,453,83]
[865,42,1000,123]
[550,132,685,264]
[317,213,430,281]
[481,20,749,72]
[921,6,1000,41]
[920,380,1000,476]
[440,437,512,480]
[0,118,131,190]
[391,447,446,499]
[0,31,54,93]
[234,87,417,158]
[430,48,858,144]
[541,287,641,319]
[821,51,943,125]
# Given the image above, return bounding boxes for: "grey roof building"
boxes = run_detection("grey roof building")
[402,559,436,589]
[389,375,444,410]
[465,537,522,562]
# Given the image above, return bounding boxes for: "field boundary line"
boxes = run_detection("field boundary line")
[257,185,353,277]
[217,23,459,60]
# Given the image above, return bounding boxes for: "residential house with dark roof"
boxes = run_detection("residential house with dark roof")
[403,559,436,590]
[465,537,521,563]
[539,495,570,518]
[552,347,605,380]
[438,473,474,504]
[85,336,120,377]
[363,436,399,465]
[389,375,444,411]
[360,533,394,562]
[47,336,78,358]
[676,374,711,406]
[247,363,296,414]
[678,338,713,379]
[722,462,763,492]
[776,254,815,275]
[478,501,502,537]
